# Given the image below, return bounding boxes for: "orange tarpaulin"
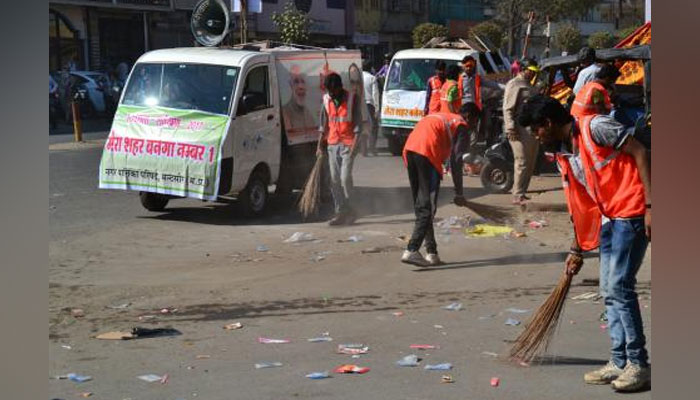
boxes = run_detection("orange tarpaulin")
[550,22,651,103]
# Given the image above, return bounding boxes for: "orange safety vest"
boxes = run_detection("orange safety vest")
[403,112,467,176]
[439,80,461,114]
[457,73,482,110]
[427,75,444,115]
[577,115,646,218]
[570,81,612,120]
[556,153,601,251]
[323,90,355,146]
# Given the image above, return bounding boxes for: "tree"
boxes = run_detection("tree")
[412,23,449,48]
[271,1,311,45]
[493,0,602,56]
[588,30,615,49]
[470,21,505,50]
[554,22,582,54]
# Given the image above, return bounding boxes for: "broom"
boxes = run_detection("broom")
[297,154,326,220]
[509,271,573,363]
[458,199,514,224]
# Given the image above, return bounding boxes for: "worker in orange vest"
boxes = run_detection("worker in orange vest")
[423,60,446,115]
[519,95,651,393]
[439,65,462,113]
[317,72,365,226]
[571,63,619,120]
[400,102,480,267]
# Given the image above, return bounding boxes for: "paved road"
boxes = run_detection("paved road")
[49,141,651,399]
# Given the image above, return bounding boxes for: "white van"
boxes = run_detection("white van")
[99,46,363,216]
[379,48,509,155]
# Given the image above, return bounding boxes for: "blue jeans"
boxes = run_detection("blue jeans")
[599,218,649,368]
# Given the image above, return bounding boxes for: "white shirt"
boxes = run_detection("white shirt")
[362,71,379,108]
[573,63,602,95]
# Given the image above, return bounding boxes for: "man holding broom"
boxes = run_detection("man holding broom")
[317,72,364,226]
[518,95,651,392]
[400,102,479,266]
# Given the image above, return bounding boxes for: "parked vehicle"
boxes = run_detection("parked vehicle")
[379,45,510,156]
[99,45,363,216]
[69,71,110,116]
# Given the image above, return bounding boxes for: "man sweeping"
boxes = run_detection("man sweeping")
[317,73,364,226]
[518,95,651,392]
[400,103,479,267]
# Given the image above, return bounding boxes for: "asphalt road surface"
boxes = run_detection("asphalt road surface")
[49,139,651,399]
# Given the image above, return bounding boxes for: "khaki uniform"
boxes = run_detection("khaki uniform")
[503,74,538,198]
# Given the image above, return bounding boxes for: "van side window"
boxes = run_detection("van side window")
[241,65,270,112]
[478,53,495,74]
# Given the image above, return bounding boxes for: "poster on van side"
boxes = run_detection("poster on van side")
[380,89,426,129]
[274,50,365,145]
[98,105,229,201]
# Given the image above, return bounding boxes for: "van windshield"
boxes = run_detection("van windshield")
[122,63,239,115]
[386,58,460,91]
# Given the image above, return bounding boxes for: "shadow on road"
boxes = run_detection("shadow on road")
[530,355,608,366]
[412,252,569,272]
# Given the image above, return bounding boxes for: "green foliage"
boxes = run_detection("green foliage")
[587,31,615,49]
[271,1,311,45]
[616,26,639,41]
[412,23,449,48]
[554,23,582,54]
[470,21,505,49]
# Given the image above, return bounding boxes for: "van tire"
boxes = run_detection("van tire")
[139,192,169,211]
[479,159,514,194]
[238,170,268,217]
[388,135,403,156]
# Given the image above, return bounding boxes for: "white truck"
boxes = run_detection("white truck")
[379,48,510,155]
[98,45,364,216]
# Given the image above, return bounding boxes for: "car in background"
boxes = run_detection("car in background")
[69,71,110,116]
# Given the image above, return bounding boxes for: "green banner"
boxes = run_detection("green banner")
[99,105,230,200]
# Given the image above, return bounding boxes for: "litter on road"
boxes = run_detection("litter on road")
[137,374,166,383]
[308,336,333,342]
[466,224,513,237]
[223,322,243,330]
[491,377,500,387]
[424,363,452,371]
[333,364,370,374]
[338,235,363,243]
[505,318,521,326]
[410,344,439,350]
[258,337,291,344]
[256,245,269,252]
[66,373,92,383]
[306,371,331,379]
[441,374,454,383]
[505,308,531,314]
[283,232,315,243]
[481,351,499,357]
[106,302,131,310]
[255,362,283,369]
[396,354,420,367]
[442,302,463,311]
[337,344,369,355]
[71,308,85,318]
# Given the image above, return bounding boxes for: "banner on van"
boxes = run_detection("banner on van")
[380,89,426,129]
[98,105,229,201]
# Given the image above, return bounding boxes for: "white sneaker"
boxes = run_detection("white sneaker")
[584,360,624,385]
[401,250,427,266]
[611,363,651,392]
[424,253,441,266]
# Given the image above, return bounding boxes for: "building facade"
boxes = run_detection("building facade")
[429,0,486,38]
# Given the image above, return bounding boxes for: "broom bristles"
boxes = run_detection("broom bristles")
[509,272,573,363]
[461,199,513,224]
[297,155,325,220]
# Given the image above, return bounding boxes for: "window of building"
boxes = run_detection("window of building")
[49,9,82,72]
[327,0,346,9]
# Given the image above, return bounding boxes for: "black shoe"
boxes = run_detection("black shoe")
[343,209,357,225]
[328,214,346,226]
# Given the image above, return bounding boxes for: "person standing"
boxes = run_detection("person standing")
[458,55,504,152]
[317,73,364,226]
[424,60,446,116]
[503,58,540,205]
[519,95,651,393]
[362,60,380,156]
[439,65,462,114]
[401,103,479,266]
[571,63,619,120]
[573,47,602,95]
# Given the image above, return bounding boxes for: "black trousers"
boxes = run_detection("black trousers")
[406,151,441,254]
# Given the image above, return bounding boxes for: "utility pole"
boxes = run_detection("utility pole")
[522,11,535,59]
[240,0,248,44]
[543,15,551,59]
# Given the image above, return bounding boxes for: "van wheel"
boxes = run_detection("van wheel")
[238,171,268,216]
[139,192,169,211]
[480,159,514,194]
[388,135,403,156]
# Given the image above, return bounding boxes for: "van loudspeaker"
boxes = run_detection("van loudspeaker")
[191,0,231,47]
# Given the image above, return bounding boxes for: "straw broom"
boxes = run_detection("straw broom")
[297,154,326,220]
[457,199,513,224]
[509,271,573,363]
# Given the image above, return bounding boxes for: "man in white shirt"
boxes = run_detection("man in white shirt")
[362,60,380,156]
[573,47,602,95]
